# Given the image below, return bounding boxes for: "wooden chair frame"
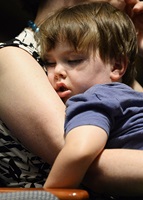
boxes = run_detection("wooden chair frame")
[0,188,89,200]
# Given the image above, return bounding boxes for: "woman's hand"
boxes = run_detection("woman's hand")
[125,0,143,56]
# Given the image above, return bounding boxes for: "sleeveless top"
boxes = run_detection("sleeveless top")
[0,28,50,188]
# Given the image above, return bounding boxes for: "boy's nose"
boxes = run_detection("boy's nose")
[54,64,67,80]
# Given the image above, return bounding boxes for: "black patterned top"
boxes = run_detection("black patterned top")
[0,28,50,188]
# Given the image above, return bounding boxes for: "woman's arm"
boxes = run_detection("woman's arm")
[132,80,143,91]
[83,149,143,197]
[0,47,65,164]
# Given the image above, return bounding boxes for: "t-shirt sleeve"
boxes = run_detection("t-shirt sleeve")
[64,90,117,136]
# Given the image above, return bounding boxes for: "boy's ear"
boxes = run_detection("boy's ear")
[110,59,127,82]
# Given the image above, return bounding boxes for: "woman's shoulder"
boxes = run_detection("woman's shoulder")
[0,28,44,66]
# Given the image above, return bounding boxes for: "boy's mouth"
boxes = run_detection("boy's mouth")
[58,86,68,92]
[56,83,72,102]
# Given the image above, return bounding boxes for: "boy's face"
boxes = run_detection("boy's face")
[46,42,114,103]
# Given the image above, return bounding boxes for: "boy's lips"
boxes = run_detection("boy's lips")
[55,82,72,100]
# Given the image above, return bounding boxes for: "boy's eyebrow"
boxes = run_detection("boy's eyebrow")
[46,50,84,57]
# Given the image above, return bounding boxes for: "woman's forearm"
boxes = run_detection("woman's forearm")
[83,149,143,197]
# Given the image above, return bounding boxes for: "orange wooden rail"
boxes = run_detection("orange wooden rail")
[0,188,89,200]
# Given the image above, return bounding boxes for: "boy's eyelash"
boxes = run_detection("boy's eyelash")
[68,59,83,64]
[44,58,84,67]
[45,61,55,66]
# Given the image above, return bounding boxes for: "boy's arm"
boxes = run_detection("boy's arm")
[44,125,107,188]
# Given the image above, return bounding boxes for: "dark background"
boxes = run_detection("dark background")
[0,0,142,86]
[0,0,33,41]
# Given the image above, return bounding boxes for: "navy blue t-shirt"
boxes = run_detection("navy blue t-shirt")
[65,83,143,149]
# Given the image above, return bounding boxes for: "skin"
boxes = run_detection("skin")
[83,149,143,196]
[0,47,65,164]
[123,0,143,56]
[0,0,143,195]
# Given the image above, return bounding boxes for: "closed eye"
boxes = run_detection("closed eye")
[68,59,83,65]
[45,61,56,67]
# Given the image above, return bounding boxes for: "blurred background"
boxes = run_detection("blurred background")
[0,0,142,86]
[0,0,34,41]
